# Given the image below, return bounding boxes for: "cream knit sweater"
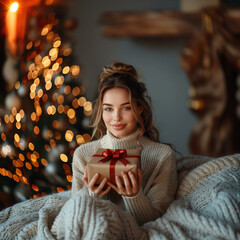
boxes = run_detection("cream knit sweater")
[71,129,177,224]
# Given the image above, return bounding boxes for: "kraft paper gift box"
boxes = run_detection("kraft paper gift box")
[87,148,141,185]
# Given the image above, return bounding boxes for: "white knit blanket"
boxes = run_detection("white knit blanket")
[0,154,240,240]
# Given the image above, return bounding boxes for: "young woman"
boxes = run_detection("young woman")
[71,62,177,225]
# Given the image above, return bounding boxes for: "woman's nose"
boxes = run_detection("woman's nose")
[113,110,121,121]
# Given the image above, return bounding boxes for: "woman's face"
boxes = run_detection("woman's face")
[102,87,138,138]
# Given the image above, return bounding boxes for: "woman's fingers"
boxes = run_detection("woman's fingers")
[82,166,88,185]
[137,169,142,187]
[88,173,100,191]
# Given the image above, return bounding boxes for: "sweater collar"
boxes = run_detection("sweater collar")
[100,129,142,149]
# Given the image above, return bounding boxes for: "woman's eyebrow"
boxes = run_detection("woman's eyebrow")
[103,102,130,106]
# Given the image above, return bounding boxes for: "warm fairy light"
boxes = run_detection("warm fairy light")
[78,97,86,106]
[4,115,10,123]
[31,154,37,162]
[14,133,20,142]
[64,85,71,95]
[45,144,50,152]
[41,24,52,36]
[37,89,44,98]
[32,184,39,192]
[67,175,73,182]
[72,99,79,108]
[9,114,14,123]
[16,113,21,122]
[34,78,40,86]
[72,87,80,96]
[53,39,61,48]
[17,159,23,167]
[47,105,56,115]
[63,48,72,56]
[71,65,80,76]
[84,101,92,111]
[83,134,91,143]
[57,187,64,192]
[27,72,33,80]
[2,145,12,156]
[15,81,20,90]
[67,108,75,119]
[19,153,25,161]
[49,139,56,147]
[29,142,34,151]
[54,76,64,88]
[46,31,54,41]
[12,107,17,115]
[16,122,21,129]
[41,158,48,166]
[26,162,32,170]
[62,66,70,74]
[20,109,25,118]
[16,168,22,177]
[84,109,92,117]
[64,105,70,113]
[22,176,28,184]
[35,54,42,64]
[60,153,68,162]
[57,105,64,113]
[69,117,77,124]
[29,63,35,72]
[45,81,52,90]
[65,130,74,142]
[13,174,20,182]
[42,56,51,68]
[31,112,37,121]
[30,84,36,92]
[52,62,59,71]
[1,133,7,141]
[34,126,40,135]
[32,161,39,168]
[26,42,33,50]
[55,132,61,140]
[56,58,63,65]
[42,94,48,102]
[49,48,58,56]
[76,135,85,145]
[10,2,19,12]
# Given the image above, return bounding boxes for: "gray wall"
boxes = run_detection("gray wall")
[69,0,196,155]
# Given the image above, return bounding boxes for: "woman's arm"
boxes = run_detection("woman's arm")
[122,149,177,224]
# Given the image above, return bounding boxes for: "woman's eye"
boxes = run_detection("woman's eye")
[104,108,112,112]
[123,106,131,110]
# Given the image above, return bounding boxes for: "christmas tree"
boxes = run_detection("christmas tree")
[0,2,92,208]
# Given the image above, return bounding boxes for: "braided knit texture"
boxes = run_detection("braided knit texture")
[0,154,240,240]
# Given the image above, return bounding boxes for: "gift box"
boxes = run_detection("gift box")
[87,148,141,185]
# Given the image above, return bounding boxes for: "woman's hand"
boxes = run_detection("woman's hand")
[82,166,111,196]
[107,169,142,197]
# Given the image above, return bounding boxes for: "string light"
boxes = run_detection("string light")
[10,2,19,13]
[0,10,93,201]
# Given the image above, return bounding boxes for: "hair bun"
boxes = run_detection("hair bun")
[99,62,138,82]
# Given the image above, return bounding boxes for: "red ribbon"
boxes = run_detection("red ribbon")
[93,149,139,185]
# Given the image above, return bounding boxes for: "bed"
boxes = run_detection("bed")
[0,154,239,240]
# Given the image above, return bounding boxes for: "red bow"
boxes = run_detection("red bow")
[93,149,132,185]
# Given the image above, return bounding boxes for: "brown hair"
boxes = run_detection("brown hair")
[91,62,160,142]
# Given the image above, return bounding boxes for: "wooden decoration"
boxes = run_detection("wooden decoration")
[99,8,240,38]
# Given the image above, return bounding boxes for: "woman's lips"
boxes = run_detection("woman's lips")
[111,124,126,130]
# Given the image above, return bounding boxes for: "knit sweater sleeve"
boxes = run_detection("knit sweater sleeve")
[71,143,107,199]
[122,147,177,225]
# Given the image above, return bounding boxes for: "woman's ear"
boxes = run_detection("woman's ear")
[138,106,143,114]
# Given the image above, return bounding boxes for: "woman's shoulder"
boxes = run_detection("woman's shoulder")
[141,136,174,155]
[73,139,101,159]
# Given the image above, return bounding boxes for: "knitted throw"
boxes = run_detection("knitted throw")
[0,154,240,240]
